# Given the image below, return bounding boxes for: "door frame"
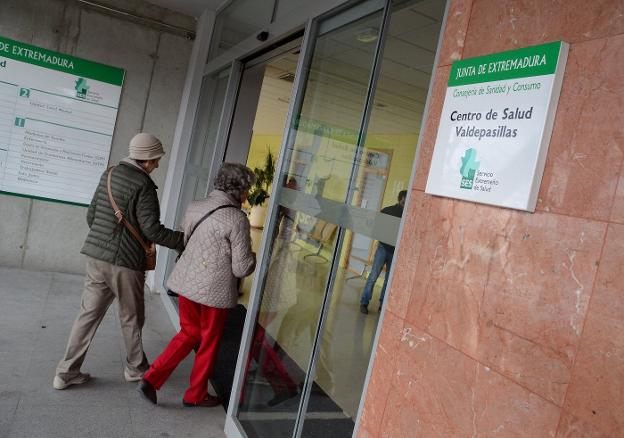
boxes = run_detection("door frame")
[225,0,394,436]
[291,2,394,435]
[147,0,454,432]
[212,0,452,435]
[205,35,305,204]
[224,16,318,438]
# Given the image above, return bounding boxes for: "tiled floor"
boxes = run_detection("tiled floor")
[0,267,226,438]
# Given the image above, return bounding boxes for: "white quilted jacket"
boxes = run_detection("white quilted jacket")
[166,190,256,308]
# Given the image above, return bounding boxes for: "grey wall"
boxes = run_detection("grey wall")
[0,0,195,274]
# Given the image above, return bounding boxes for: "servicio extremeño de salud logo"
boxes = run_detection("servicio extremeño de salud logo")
[460,148,480,189]
[75,77,89,98]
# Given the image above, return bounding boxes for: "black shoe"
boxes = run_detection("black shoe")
[360,304,369,315]
[183,394,221,407]
[267,388,298,407]
[137,379,157,404]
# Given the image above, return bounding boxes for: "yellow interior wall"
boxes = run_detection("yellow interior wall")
[247,132,419,207]
[247,131,418,270]
[312,133,419,206]
[365,133,419,208]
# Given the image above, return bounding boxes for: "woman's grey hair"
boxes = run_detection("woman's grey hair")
[213,163,256,201]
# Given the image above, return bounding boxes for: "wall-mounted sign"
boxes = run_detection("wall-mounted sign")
[425,41,568,211]
[0,36,124,206]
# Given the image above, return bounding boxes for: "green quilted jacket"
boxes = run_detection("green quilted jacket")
[81,162,184,271]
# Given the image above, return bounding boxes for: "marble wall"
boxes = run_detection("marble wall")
[359,0,624,436]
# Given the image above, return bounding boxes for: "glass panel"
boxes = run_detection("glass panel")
[208,0,276,61]
[236,7,386,438]
[299,1,445,436]
[239,50,299,305]
[164,68,231,284]
[286,13,386,203]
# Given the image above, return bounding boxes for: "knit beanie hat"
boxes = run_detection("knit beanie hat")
[128,133,165,160]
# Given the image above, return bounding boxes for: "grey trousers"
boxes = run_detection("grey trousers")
[56,256,149,380]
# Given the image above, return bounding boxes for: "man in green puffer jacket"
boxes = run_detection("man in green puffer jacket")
[54,133,184,390]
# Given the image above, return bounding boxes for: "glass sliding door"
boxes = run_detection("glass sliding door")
[233,3,387,437]
[225,0,446,437]
[301,1,447,435]
[226,3,387,436]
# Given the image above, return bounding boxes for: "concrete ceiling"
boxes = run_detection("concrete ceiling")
[145,0,224,17]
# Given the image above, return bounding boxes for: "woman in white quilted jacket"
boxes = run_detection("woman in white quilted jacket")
[138,163,256,407]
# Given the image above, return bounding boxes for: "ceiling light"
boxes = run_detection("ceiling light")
[356,27,379,43]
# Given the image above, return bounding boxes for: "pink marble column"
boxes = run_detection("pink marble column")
[358,0,624,436]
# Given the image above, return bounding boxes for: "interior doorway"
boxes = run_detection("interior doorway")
[204,40,304,410]
[163,40,301,299]
[220,42,302,303]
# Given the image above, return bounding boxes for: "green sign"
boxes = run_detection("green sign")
[0,35,124,86]
[448,41,561,87]
[426,41,569,212]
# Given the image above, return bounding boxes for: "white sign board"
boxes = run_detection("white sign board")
[0,36,124,206]
[426,41,568,211]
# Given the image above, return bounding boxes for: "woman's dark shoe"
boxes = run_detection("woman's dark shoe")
[183,394,221,407]
[137,379,157,404]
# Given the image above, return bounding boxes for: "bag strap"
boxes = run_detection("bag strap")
[107,167,152,253]
[187,204,239,243]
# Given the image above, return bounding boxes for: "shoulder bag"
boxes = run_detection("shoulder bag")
[177,204,239,261]
[107,167,157,271]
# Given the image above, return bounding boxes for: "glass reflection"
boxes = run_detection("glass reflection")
[238,205,337,437]
[300,1,445,436]
[283,10,387,204]
[235,0,445,436]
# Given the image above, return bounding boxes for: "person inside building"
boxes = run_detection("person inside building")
[359,190,407,315]
[54,133,185,390]
[138,163,256,407]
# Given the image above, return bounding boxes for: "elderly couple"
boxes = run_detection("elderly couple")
[53,133,257,407]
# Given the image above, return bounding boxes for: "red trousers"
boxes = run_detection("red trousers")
[249,325,297,393]
[143,296,229,403]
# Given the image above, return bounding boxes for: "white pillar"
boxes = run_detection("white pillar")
[146,8,216,327]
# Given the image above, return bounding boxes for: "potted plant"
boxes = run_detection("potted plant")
[247,149,275,228]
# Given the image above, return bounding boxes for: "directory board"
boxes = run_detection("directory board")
[0,36,124,206]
